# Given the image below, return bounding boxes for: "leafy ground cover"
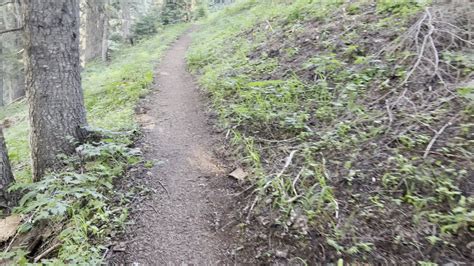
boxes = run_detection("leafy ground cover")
[0,24,188,264]
[188,0,472,263]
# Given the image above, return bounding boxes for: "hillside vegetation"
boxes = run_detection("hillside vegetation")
[188,0,473,263]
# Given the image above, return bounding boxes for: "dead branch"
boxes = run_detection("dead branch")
[384,6,472,93]
[246,195,259,223]
[33,243,61,263]
[400,8,435,89]
[291,167,305,197]
[156,179,169,197]
[275,150,297,180]
[423,115,458,159]
[0,26,23,35]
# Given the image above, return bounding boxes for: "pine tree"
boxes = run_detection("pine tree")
[22,0,88,181]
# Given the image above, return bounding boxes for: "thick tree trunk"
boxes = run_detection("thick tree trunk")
[84,0,106,62]
[22,0,88,181]
[0,127,15,210]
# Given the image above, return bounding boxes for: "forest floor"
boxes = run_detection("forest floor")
[111,28,237,264]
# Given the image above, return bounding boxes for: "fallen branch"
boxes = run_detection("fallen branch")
[156,179,169,197]
[34,243,61,263]
[145,203,159,214]
[400,8,434,90]
[291,167,305,197]
[0,26,23,35]
[246,195,259,223]
[276,150,298,180]
[265,20,274,32]
[423,115,457,159]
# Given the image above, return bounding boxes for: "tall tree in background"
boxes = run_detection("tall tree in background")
[0,1,26,106]
[22,0,88,181]
[121,0,132,44]
[0,9,5,107]
[3,1,25,103]
[101,5,109,62]
[84,0,108,62]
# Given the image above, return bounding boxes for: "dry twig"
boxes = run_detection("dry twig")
[34,243,61,263]
[423,115,458,159]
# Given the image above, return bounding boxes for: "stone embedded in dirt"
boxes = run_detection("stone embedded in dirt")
[467,241,474,250]
[0,215,21,242]
[289,209,309,235]
[229,168,247,181]
[136,114,156,130]
[275,249,288,258]
[257,216,270,226]
[112,242,127,252]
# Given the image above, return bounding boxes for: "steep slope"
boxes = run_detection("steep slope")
[188,0,473,263]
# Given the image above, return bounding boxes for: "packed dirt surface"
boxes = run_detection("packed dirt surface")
[114,28,235,264]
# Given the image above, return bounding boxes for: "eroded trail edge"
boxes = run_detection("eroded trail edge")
[120,29,233,264]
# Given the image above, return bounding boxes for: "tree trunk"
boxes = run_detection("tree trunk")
[7,0,25,103]
[121,0,131,43]
[11,0,25,102]
[0,46,4,107]
[84,0,106,62]
[0,7,5,107]
[22,0,88,181]
[0,127,15,210]
[0,1,25,105]
[100,5,109,62]
[10,71,25,102]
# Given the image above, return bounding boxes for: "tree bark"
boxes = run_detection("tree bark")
[120,0,131,43]
[10,71,25,101]
[0,52,4,107]
[101,11,108,62]
[84,0,106,62]
[0,127,15,210]
[0,1,25,105]
[22,0,88,181]
[0,7,5,107]
[6,0,25,103]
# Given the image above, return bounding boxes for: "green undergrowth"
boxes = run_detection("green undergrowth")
[0,23,188,183]
[0,24,188,263]
[2,132,140,264]
[189,0,472,263]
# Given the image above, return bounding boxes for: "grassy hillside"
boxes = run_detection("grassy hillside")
[188,0,472,263]
[0,24,188,263]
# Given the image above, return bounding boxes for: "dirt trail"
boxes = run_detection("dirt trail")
[120,28,233,264]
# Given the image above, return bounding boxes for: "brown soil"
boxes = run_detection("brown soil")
[112,28,236,264]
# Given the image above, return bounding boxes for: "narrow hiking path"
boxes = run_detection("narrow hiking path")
[119,29,234,264]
